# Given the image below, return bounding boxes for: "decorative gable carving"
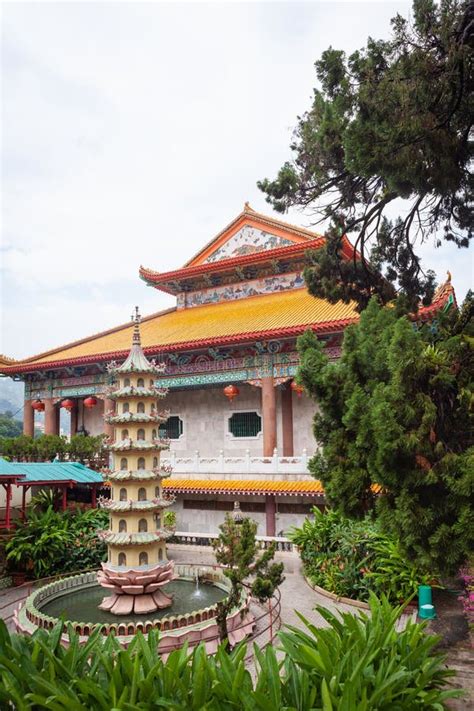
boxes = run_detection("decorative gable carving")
[204,225,294,263]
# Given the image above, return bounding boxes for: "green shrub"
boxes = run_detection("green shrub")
[289,508,433,603]
[0,596,461,709]
[6,507,107,579]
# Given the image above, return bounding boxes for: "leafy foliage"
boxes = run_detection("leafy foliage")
[0,595,461,709]
[212,514,284,646]
[289,508,433,603]
[5,507,107,578]
[258,0,473,310]
[297,294,474,576]
[0,433,107,464]
[0,411,23,437]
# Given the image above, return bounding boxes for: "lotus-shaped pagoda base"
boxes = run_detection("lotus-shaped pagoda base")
[98,561,174,616]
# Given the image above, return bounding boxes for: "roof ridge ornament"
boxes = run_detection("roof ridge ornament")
[243,201,255,213]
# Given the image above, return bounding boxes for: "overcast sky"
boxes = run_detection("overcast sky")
[1,1,472,361]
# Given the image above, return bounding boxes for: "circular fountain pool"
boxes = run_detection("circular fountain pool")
[15,564,255,651]
[40,579,226,625]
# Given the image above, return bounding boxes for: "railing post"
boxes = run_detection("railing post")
[245,448,251,473]
[302,448,308,471]
[194,450,200,473]
[171,450,176,467]
[272,447,278,472]
[218,449,224,472]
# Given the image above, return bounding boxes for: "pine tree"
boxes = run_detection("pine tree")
[297,294,474,576]
[212,514,284,647]
[258,0,473,310]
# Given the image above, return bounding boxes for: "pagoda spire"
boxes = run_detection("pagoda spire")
[132,306,141,346]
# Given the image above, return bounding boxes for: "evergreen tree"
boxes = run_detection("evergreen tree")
[297,294,474,576]
[212,514,284,647]
[258,0,473,311]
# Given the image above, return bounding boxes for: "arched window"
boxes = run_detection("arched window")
[152,429,157,440]
[137,428,145,440]
[137,378,144,388]
[149,379,154,387]
[139,551,148,566]
[137,457,146,470]
[124,378,130,387]
[118,552,126,566]
[122,402,129,413]
[120,458,128,470]
[118,519,127,533]
[121,429,129,440]
[138,487,146,501]
[155,486,160,498]
[156,515,161,529]
[153,457,158,468]
[138,518,148,532]
[158,548,163,561]
[137,402,145,413]
[119,488,127,501]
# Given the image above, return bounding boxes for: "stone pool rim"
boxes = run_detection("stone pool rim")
[18,564,248,639]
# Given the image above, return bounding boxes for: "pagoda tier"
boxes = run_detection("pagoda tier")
[98,309,175,616]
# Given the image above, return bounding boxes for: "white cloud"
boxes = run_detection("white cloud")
[1,1,471,361]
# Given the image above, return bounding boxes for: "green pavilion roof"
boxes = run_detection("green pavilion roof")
[0,458,102,485]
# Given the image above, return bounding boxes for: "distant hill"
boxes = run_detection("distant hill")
[0,378,24,417]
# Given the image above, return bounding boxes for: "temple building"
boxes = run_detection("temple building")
[0,204,456,535]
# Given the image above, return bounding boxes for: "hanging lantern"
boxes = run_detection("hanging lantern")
[290,381,304,398]
[83,396,98,409]
[61,398,74,411]
[223,384,239,401]
[32,400,45,412]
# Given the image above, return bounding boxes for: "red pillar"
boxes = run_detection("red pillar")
[262,376,277,456]
[103,398,115,442]
[3,483,12,530]
[281,385,294,456]
[44,399,59,435]
[23,400,34,437]
[91,484,97,509]
[21,485,30,521]
[265,495,276,537]
[61,486,67,511]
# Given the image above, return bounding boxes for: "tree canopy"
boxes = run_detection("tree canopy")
[258,0,473,311]
[297,293,474,576]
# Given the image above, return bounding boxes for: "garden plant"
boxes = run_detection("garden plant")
[289,508,434,604]
[0,595,461,709]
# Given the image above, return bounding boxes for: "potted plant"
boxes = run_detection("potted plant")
[163,510,177,531]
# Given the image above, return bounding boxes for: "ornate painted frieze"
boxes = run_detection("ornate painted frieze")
[205,226,294,263]
[178,271,305,309]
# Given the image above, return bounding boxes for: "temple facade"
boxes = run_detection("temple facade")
[0,204,456,535]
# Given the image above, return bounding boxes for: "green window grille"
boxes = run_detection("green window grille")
[228,412,262,438]
[159,416,183,439]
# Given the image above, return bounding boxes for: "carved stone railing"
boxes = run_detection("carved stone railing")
[169,531,294,552]
[161,448,311,480]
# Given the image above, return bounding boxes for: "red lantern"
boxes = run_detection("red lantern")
[61,398,74,411]
[32,400,45,412]
[223,384,239,401]
[83,396,97,409]
[290,381,304,398]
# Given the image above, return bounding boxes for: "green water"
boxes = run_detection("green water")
[40,580,226,625]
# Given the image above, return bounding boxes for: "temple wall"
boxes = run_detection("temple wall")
[292,394,319,456]
[83,399,105,436]
[169,494,319,535]
[161,384,265,457]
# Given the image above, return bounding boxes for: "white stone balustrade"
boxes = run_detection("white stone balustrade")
[160,448,311,481]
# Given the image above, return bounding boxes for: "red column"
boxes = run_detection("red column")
[44,399,59,435]
[21,486,29,521]
[103,398,115,442]
[70,402,78,437]
[91,484,97,509]
[262,376,277,457]
[61,486,67,511]
[265,495,276,537]
[3,483,12,530]
[281,385,294,456]
[23,400,35,437]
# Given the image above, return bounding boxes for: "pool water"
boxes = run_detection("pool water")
[39,579,227,625]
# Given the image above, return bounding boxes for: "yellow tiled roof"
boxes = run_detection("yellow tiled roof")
[162,479,325,496]
[5,289,358,371]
